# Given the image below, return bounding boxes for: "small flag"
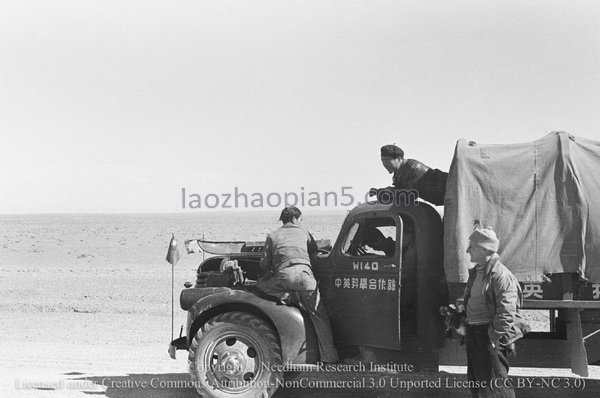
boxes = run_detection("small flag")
[166,234,181,266]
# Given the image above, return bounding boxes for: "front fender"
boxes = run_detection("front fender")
[183,288,319,364]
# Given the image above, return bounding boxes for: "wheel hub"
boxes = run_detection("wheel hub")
[209,336,260,390]
[219,350,245,376]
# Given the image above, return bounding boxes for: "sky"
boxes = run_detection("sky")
[1,0,599,213]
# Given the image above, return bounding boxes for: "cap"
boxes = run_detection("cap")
[468,227,499,252]
[380,144,404,158]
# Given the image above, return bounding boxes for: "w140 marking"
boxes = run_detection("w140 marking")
[353,261,383,271]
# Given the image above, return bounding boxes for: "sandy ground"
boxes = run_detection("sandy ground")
[3,266,600,398]
[2,214,600,397]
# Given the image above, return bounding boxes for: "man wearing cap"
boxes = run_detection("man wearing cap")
[463,226,530,398]
[371,144,447,206]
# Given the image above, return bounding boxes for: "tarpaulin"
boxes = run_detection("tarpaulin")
[444,131,600,283]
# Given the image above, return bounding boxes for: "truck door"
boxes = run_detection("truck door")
[327,213,403,349]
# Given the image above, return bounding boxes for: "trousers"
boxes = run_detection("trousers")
[258,264,339,363]
[466,324,514,398]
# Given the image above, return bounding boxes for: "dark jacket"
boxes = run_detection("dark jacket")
[393,159,430,190]
[464,254,530,346]
[392,159,447,206]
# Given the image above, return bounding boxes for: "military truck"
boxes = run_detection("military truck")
[169,201,447,397]
[169,132,600,398]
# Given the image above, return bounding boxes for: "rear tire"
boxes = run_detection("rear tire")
[188,311,283,398]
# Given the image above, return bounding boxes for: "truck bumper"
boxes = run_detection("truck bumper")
[168,336,188,359]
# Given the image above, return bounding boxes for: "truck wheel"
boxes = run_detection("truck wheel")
[188,311,283,398]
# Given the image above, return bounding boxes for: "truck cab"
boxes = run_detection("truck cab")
[313,201,447,358]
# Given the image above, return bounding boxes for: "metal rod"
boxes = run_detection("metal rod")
[171,264,174,342]
[583,326,600,342]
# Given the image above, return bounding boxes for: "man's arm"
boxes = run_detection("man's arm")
[489,272,520,346]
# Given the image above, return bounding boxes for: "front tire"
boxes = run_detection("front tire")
[188,311,283,398]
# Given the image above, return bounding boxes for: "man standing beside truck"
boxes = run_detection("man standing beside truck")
[463,226,530,398]
[371,144,448,206]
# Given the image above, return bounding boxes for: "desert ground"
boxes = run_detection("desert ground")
[2,213,600,397]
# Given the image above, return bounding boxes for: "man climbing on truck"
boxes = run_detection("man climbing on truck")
[257,206,339,363]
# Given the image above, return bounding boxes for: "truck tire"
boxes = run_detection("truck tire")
[188,311,283,398]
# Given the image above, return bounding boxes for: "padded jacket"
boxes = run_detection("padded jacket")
[392,159,430,190]
[464,254,531,346]
[259,223,317,274]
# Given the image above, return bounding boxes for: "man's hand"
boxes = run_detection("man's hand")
[440,305,466,337]
[499,339,516,356]
[368,187,379,197]
[494,335,517,356]
[504,342,516,356]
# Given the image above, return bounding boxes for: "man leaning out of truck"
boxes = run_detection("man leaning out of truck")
[370,144,448,206]
[463,226,530,398]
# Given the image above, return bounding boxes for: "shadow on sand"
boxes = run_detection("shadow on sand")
[77,373,197,398]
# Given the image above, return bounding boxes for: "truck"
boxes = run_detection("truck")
[169,131,600,397]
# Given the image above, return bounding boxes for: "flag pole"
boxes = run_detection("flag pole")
[171,262,174,342]
[166,233,180,343]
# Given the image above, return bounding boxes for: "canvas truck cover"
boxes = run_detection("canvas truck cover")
[444,131,600,284]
